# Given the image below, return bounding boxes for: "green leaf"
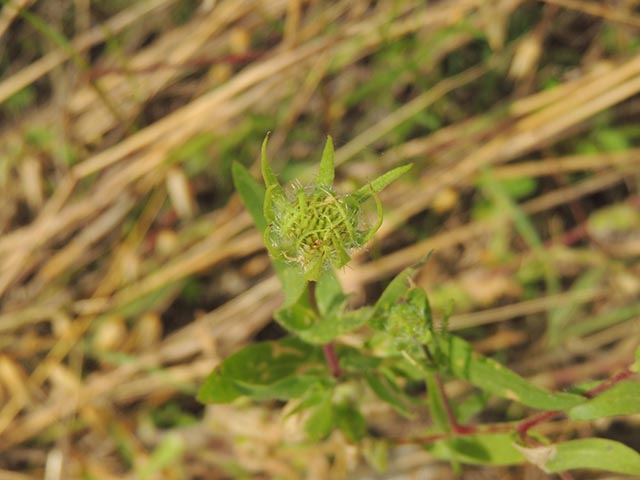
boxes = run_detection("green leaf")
[315,268,346,317]
[539,439,640,475]
[274,259,307,307]
[338,346,383,371]
[231,162,267,233]
[311,308,372,344]
[232,161,306,306]
[274,298,318,335]
[286,384,333,417]
[196,370,243,403]
[276,302,372,344]
[197,337,324,403]
[425,371,450,432]
[370,264,419,330]
[334,403,367,442]
[365,372,412,418]
[317,136,335,188]
[444,335,585,410]
[569,381,640,420]
[426,433,525,466]
[353,163,412,202]
[305,394,334,441]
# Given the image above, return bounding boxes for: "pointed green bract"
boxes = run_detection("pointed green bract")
[361,188,383,243]
[260,134,282,192]
[263,184,279,223]
[354,163,413,202]
[317,136,335,187]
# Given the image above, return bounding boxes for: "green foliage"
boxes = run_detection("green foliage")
[304,393,334,441]
[427,433,525,466]
[540,438,640,475]
[199,136,640,476]
[568,381,640,420]
[443,335,584,411]
[197,337,328,403]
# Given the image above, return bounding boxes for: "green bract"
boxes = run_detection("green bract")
[261,135,412,281]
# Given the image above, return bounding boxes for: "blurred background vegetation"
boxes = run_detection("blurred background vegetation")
[0,0,639,478]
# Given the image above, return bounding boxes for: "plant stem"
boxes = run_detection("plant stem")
[584,366,633,398]
[308,280,342,378]
[518,365,634,441]
[322,343,342,378]
[396,365,636,446]
[434,372,474,434]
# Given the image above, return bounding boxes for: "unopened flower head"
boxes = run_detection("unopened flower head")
[266,183,372,280]
[261,135,411,281]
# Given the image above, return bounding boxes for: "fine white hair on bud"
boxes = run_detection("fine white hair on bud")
[265,184,371,280]
[261,134,411,281]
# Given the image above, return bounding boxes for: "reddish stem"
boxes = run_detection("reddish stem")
[517,411,559,442]
[584,367,633,398]
[397,365,636,446]
[435,373,474,434]
[322,343,342,378]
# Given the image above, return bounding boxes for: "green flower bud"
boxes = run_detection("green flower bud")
[260,134,411,281]
[265,184,374,281]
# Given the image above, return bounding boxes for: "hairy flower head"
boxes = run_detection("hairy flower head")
[261,135,411,281]
[266,183,375,280]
